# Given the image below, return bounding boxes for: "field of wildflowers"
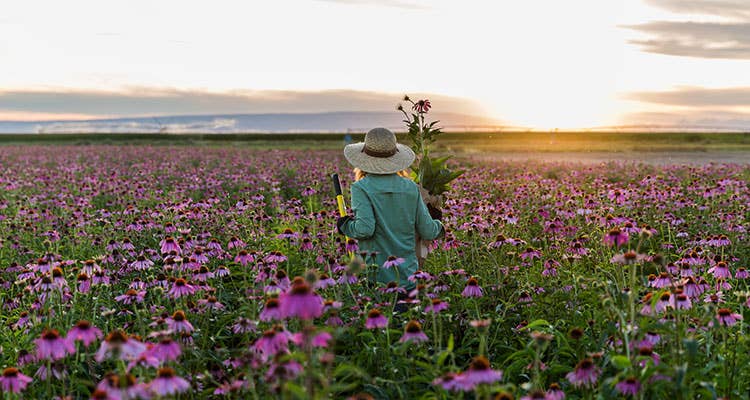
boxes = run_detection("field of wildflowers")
[0,145,748,399]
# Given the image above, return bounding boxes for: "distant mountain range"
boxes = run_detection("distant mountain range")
[0,112,505,134]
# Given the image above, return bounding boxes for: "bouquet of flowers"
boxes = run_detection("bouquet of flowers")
[398,95,463,199]
[398,95,463,263]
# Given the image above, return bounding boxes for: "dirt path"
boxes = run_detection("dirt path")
[460,151,750,165]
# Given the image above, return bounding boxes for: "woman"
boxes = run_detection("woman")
[336,127,443,289]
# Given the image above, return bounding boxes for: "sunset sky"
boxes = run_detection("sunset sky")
[1,0,749,129]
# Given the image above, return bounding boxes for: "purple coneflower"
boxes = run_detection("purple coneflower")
[603,228,629,247]
[717,308,742,327]
[215,265,230,277]
[462,355,503,385]
[433,372,471,392]
[98,373,149,400]
[682,277,703,298]
[650,272,672,288]
[234,250,254,266]
[674,292,692,310]
[207,238,223,252]
[35,328,74,361]
[299,237,314,251]
[326,310,344,326]
[266,358,303,382]
[197,295,224,310]
[159,237,181,255]
[518,291,534,304]
[260,297,283,321]
[231,317,257,334]
[462,277,483,298]
[115,289,147,304]
[653,291,672,313]
[95,330,146,362]
[121,237,135,251]
[704,292,725,304]
[279,278,323,320]
[520,247,541,261]
[678,262,693,277]
[67,320,103,347]
[708,261,732,279]
[167,278,196,299]
[409,270,434,282]
[0,367,32,393]
[265,251,288,263]
[254,327,290,360]
[276,228,298,239]
[345,238,359,253]
[149,367,191,396]
[565,358,600,388]
[611,250,646,265]
[488,234,511,248]
[546,382,565,400]
[399,320,429,343]
[644,331,661,346]
[520,390,548,400]
[425,298,449,314]
[314,273,336,289]
[147,337,182,362]
[615,376,641,396]
[192,265,214,282]
[382,281,407,295]
[365,309,388,329]
[383,255,405,269]
[637,346,660,367]
[412,99,431,113]
[77,273,91,293]
[567,239,588,255]
[291,329,332,348]
[227,236,245,249]
[167,310,194,334]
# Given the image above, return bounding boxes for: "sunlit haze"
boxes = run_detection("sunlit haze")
[1,0,749,130]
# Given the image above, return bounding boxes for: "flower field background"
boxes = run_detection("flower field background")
[0,145,748,399]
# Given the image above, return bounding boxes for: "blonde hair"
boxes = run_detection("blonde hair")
[354,168,411,182]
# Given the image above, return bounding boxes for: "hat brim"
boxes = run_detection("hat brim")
[343,143,415,174]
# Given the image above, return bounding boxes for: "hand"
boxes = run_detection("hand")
[336,215,352,235]
[427,204,442,221]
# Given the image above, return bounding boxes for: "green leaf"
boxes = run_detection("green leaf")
[283,382,308,399]
[610,355,631,369]
[522,319,552,330]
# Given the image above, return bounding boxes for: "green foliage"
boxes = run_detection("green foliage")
[399,95,462,197]
[413,155,464,196]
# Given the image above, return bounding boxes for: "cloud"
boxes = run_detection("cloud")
[0,88,483,121]
[625,21,750,59]
[624,86,750,106]
[314,0,427,10]
[620,110,750,130]
[622,86,750,129]
[644,0,750,20]
[625,0,750,59]
[34,118,240,134]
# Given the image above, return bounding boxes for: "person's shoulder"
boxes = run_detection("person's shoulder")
[393,176,422,195]
[352,176,371,189]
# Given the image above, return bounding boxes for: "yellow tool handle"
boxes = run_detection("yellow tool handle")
[336,194,347,217]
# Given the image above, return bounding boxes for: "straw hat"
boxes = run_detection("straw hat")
[344,128,415,174]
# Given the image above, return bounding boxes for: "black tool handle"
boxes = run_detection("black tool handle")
[331,173,342,196]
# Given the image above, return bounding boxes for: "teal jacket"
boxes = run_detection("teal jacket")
[340,174,444,288]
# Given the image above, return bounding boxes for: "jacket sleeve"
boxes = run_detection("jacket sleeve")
[340,183,376,239]
[415,187,444,240]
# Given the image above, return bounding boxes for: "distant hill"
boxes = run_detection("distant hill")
[0,112,504,134]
